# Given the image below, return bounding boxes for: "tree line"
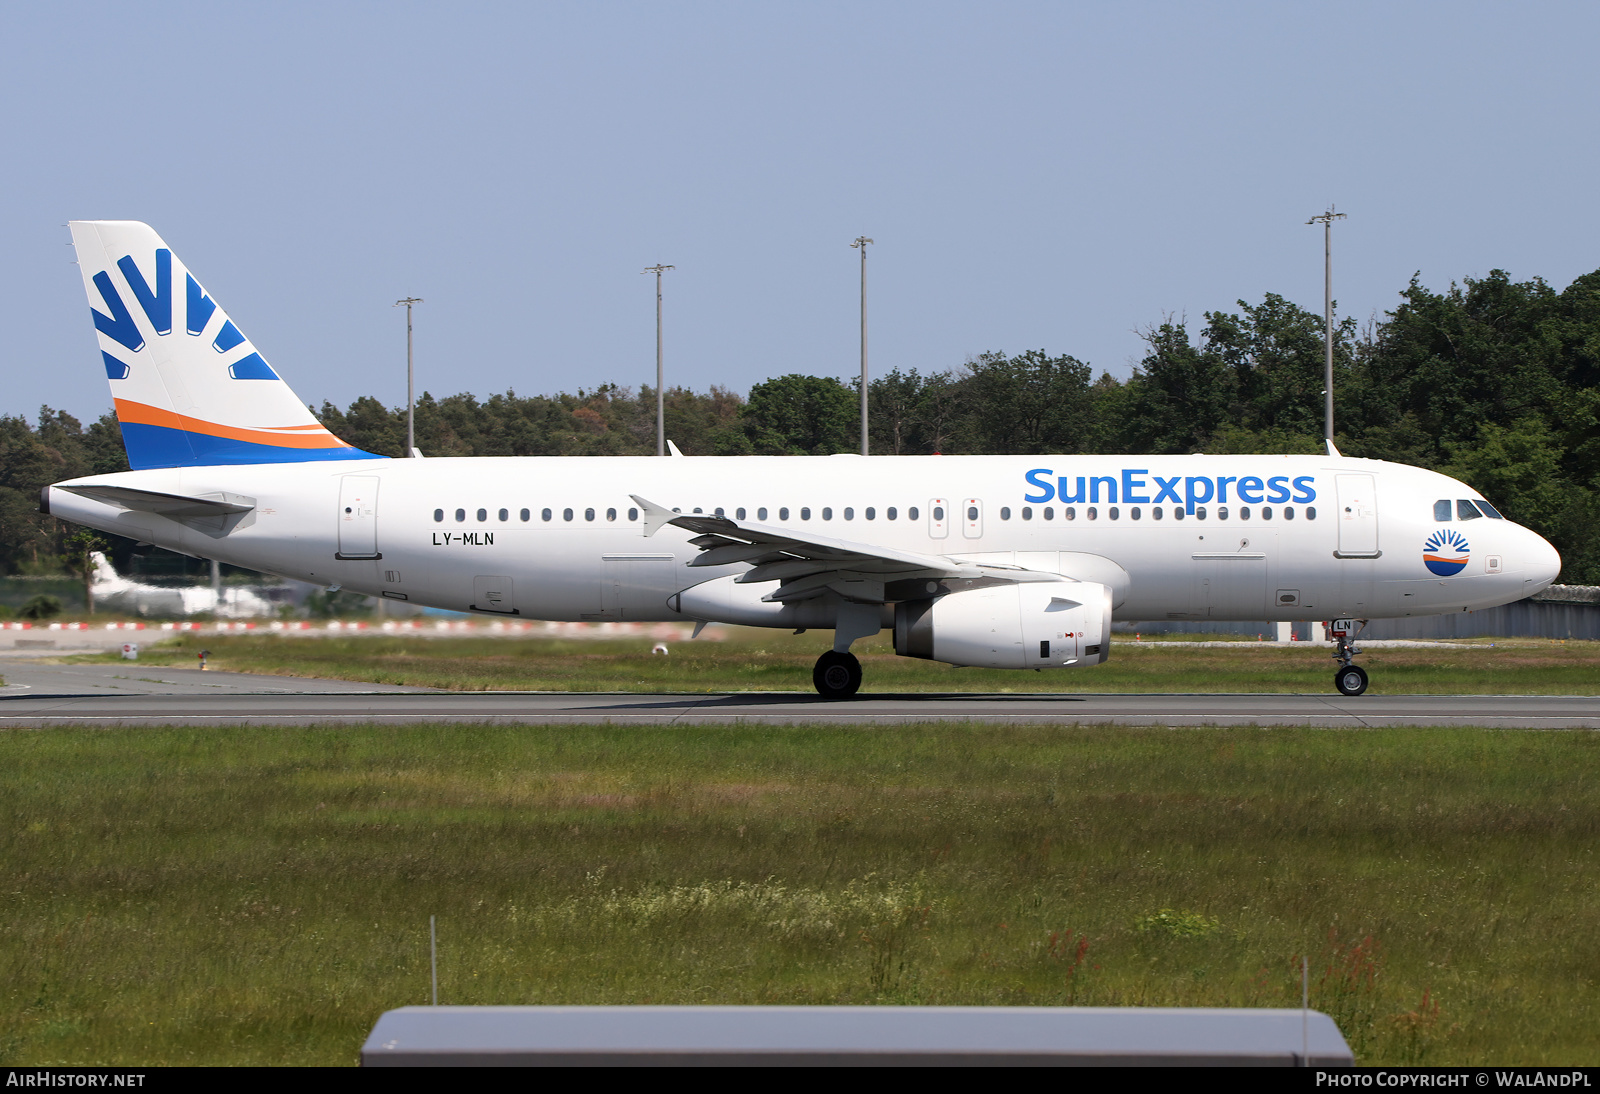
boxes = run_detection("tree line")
[4,264,1599,581]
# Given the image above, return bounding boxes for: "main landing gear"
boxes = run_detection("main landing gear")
[813,650,862,700]
[1330,619,1370,696]
[811,601,879,699]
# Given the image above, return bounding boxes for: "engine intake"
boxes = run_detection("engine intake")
[894,581,1112,669]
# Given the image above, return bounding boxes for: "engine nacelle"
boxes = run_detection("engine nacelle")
[894,581,1112,669]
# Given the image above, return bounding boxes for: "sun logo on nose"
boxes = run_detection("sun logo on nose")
[1423,529,1470,576]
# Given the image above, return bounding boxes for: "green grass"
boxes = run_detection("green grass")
[77,630,1600,694]
[1,722,1596,1065]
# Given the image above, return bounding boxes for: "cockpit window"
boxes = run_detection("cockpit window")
[1457,499,1483,521]
[1475,499,1504,519]
[1433,499,1452,522]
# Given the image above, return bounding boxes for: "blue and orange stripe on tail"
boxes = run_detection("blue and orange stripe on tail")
[113,400,381,469]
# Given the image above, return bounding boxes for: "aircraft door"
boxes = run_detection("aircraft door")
[1335,474,1380,557]
[336,475,381,560]
[928,498,949,539]
[961,498,983,539]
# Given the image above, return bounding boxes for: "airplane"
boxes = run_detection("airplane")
[42,221,1562,698]
[88,551,280,618]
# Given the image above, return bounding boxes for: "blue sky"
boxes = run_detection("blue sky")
[3,1,1598,424]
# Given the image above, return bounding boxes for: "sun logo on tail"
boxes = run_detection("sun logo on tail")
[1423,529,1470,576]
[89,248,280,382]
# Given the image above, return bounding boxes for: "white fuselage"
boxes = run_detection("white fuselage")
[47,452,1561,627]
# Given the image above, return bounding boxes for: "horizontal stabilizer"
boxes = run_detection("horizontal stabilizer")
[60,484,256,519]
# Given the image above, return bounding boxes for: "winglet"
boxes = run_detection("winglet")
[630,494,678,537]
[667,440,686,457]
[1325,439,1341,457]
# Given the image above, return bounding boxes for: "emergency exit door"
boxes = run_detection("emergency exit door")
[336,475,381,560]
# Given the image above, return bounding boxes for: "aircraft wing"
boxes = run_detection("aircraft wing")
[630,494,1058,603]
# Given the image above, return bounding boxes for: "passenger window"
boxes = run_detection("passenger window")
[1022,507,1033,520]
[780,507,790,520]
[844,508,854,520]
[433,509,444,522]
[455,508,466,522]
[887,507,897,520]
[801,508,811,520]
[714,507,724,518]
[498,508,509,522]
[1043,507,1054,521]
[866,507,876,520]
[1087,507,1098,521]
[520,508,530,522]
[1109,507,1119,520]
[1284,507,1294,520]
[476,508,487,522]
[1217,506,1228,520]
[628,507,639,521]
[757,507,767,520]
[585,508,596,521]
[1174,508,1185,521]
[606,508,617,521]
[736,508,746,520]
[1306,506,1316,520]
[1261,507,1272,520]
[1131,507,1141,520]
[1195,507,1206,520]
[1457,500,1482,521]
[1434,499,1452,522]
[1152,507,1163,521]
[909,507,919,520]
[966,506,978,521]
[932,506,944,521]
[542,508,553,521]
[999,507,1010,520]
[1239,507,1250,520]
[563,508,574,521]
[1476,499,1504,519]
[1064,507,1075,521]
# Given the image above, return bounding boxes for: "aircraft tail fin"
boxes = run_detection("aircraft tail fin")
[68,221,380,469]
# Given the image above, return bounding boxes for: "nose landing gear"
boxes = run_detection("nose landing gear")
[1330,619,1369,696]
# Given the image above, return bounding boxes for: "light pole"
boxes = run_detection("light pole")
[1305,209,1346,449]
[642,264,674,456]
[850,237,873,455]
[394,297,423,456]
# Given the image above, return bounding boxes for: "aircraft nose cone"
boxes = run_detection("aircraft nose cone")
[1526,530,1561,594]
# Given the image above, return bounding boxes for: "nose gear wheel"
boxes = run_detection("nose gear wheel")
[1330,619,1370,696]
[1334,664,1369,696]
